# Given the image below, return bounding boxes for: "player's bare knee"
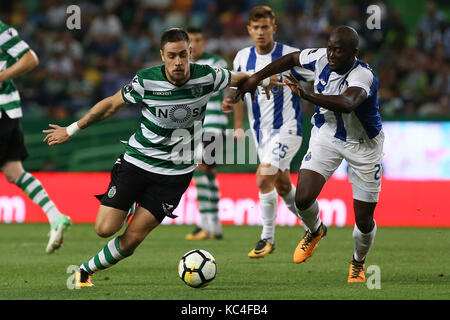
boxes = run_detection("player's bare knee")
[256,178,268,191]
[256,175,276,192]
[295,194,315,211]
[95,229,113,238]
[94,224,116,238]
[355,218,375,234]
[275,181,291,196]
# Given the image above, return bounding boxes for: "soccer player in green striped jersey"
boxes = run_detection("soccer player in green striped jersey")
[0,20,71,254]
[43,28,281,287]
[184,26,227,241]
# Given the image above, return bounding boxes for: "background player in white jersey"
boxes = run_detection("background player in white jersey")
[43,28,280,287]
[237,26,384,283]
[0,20,71,254]
[223,6,314,258]
[184,26,227,241]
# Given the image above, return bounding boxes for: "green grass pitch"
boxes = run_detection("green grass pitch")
[0,223,449,300]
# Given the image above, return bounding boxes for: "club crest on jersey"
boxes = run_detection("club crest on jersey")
[191,86,203,97]
[339,80,348,92]
[305,152,312,161]
[169,105,192,123]
[108,186,117,198]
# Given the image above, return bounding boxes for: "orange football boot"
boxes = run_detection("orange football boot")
[293,223,327,263]
[348,258,366,283]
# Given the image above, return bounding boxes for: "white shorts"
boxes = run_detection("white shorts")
[253,129,302,172]
[301,126,385,202]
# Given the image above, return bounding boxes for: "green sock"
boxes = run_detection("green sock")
[206,172,221,235]
[80,236,132,274]
[15,172,62,226]
[194,171,219,232]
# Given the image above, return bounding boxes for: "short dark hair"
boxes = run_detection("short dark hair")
[248,6,275,24]
[185,26,203,34]
[160,28,190,49]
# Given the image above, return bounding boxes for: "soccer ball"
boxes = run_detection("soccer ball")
[178,249,217,288]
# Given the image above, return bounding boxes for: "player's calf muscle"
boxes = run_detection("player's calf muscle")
[274,173,292,196]
[1,161,24,183]
[119,232,146,253]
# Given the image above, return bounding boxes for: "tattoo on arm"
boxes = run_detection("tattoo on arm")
[79,94,124,129]
[82,112,105,128]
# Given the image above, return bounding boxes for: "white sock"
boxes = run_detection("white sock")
[198,214,209,232]
[280,184,301,218]
[194,172,212,232]
[259,189,278,243]
[209,213,222,235]
[352,221,377,262]
[297,200,321,233]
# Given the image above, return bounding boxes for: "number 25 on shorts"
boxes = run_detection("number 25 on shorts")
[272,143,289,159]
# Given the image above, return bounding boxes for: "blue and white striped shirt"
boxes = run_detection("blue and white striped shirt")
[298,48,382,143]
[233,42,314,143]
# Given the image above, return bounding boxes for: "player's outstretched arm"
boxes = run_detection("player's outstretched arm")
[229,71,284,102]
[43,89,126,146]
[235,51,301,101]
[0,50,39,82]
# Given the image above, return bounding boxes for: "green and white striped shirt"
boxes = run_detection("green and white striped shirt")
[121,63,231,175]
[194,53,228,133]
[0,21,31,119]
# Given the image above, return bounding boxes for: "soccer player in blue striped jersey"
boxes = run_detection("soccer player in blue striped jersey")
[0,20,71,254]
[237,26,385,282]
[223,6,314,258]
[43,28,281,287]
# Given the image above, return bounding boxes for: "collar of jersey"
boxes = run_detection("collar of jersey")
[253,41,278,56]
[160,64,193,88]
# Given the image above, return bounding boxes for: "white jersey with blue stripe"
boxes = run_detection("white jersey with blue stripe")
[233,42,314,143]
[298,48,382,143]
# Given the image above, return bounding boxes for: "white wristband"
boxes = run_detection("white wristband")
[261,77,270,88]
[66,122,80,137]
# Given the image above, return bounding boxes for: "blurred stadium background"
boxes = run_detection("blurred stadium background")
[0,0,449,227]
